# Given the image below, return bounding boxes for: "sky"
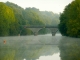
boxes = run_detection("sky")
[0,0,73,14]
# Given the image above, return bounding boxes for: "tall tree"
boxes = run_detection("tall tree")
[5,2,26,35]
[59,0,80,37]
[0,2,15,36]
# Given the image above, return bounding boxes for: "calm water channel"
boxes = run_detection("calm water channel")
[0,34,80,60]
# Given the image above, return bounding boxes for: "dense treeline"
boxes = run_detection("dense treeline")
[0,1,60,36]
[59,0,80,38]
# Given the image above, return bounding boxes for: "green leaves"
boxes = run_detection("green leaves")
[59,0,80,37]
[0,1,60,36]
[0,2,15,36]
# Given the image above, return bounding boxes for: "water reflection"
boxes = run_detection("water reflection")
[37,53,60,60]
[0,35,61,60]
[59,36,80,60]
[23,58,26,60]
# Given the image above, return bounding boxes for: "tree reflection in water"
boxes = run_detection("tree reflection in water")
[0,36,60,60]
[59,37,80,60]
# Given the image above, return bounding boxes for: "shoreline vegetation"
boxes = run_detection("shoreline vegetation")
[0,1,59,36]
[59,0,80,38]
[0,0,80,38]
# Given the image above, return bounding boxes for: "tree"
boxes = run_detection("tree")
[59,0,80,37]
[24,8,44,25]
[0,1,60,36]
[5,2,26,35]
[0,2,15,36]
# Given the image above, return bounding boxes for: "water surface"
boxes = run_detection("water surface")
[0,34,80,60]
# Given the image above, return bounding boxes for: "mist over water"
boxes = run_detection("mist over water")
[0,33,80,60]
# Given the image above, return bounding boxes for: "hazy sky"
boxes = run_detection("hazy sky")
[0,0,73,13]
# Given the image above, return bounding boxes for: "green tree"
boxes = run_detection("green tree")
[24,8,44,25]
[0,2,15,36]
[5,2,26,35]
[5,2,60,35]
[59,0,80,37]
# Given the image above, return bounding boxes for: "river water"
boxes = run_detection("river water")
[0,34,80,60]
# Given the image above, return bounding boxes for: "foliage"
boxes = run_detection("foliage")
[0,2,15,36]
[6,1,26,25]
[24,8,44,25]
[5,1,26,35]
[0,1,60,36]
[59,0,80,37]
[41,11,60,26]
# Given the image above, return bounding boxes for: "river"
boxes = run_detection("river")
[0,34,80,60]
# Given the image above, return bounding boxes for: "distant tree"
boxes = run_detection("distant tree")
[0,1,60,36]
[24,8,44,25]
[41,11,60,26]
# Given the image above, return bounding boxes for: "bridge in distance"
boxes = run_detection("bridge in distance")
[21,25,58,36]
